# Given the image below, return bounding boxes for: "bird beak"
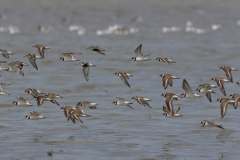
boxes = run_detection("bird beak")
[85,48,88,50]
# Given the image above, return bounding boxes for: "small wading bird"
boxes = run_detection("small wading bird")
[76,101,98,109]
[112,97,134,109]
[114,72,133,88]
[155,57,176,65]
[217,98,236,119]
[181,79,202,98]
[161,93,181,116]
[0,83,11,95]
[132,44,150,61]
[86,45,105,55]
[77,62,96,81]
[229,93,240,109]
[220,66,238,83]
[24,88,45,99]
[23,54,42,70]
[131,96,152,109]
[25,111,46,120]
[211,77,230,96]
[70,107,91,123]
[201,120,224,129]
[0,49,14,59]
[37,92,63,106]
[6,61,29,76]
[61,106,76,123]
[196,87,215,102]
[59,53,82,62]
[198,84,217,89]
[162,106,182,117]
[12,97,33,106]
[159,74,180,89]
[33,44,51,58]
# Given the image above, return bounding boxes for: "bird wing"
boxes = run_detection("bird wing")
[116,97,125,103]
[224,69,233,83]
[38,47,44,58]
[163,57,171,64]
[174,107,180,114]
[73,115,83,123]
[95,50,105,55]
[50,99,60,106]
[166,96,174,116]
[162,77,169,89]
[0,82,11,86]
[29,58,38,70]
[221,99,229,119]
[182,79,194,94]
[217,80,226,96]
[13,64,24,76]
[168,78,173,86]
[205,93,212,103]
[69,115,76,123]
[31,111,40,116]
[17,97,27,102]
[122,72,129,79]
[62,53,73,58]
[126,105,134,109]
[96,46,105,51]
[63,106,72,118]
[83,67,89,81]
[134,44,143,58]
[207,120,224,129]
[75,101,82,107]
[37,96,46,106]
[141,99,152,109]
[119,73,130,88]
[2,53,9,59]
[0,85,4,92]
[135,97,145,107]
[163,106,169,112]
[31,89,39,98]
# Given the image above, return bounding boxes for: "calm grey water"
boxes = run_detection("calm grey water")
[1,0,240,159]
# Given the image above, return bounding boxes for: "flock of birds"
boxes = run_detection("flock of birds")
[0,44,239,129]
